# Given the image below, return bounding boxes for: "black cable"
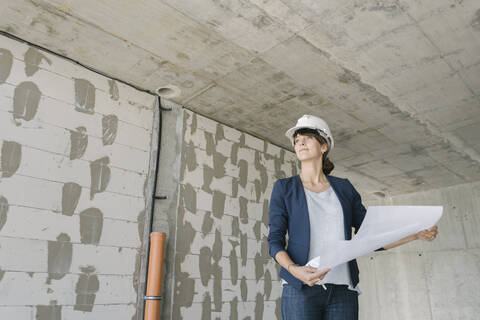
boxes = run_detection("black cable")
[141,96,171,319]
[0,30,157,96]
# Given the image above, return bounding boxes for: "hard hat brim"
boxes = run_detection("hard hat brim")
[285,125,334,151]
[285,125,319,146]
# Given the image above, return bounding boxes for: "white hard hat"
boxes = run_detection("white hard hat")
[285,115,334,152]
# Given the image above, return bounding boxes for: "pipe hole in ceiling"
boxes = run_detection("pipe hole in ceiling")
[155,85,181,99]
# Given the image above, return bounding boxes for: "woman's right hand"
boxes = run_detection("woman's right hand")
[290,265,330,287]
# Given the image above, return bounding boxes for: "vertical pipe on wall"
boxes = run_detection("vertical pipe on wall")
[142,97,172,319]
[144,232,167,320]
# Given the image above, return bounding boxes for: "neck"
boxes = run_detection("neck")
[299,160,328,185]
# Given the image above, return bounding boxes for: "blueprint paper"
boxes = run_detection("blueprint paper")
[307,206,443,270]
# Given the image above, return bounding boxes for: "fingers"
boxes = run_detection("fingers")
[304,266,318,272]
[418,226,439,241]
[318,268,330,277]
[305,269,330,286]
[296,266,332,286]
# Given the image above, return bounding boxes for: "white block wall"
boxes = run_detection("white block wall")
[0,35,156,319]
[174,110,298,319]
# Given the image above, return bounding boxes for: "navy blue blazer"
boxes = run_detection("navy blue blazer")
[268,174,382,290]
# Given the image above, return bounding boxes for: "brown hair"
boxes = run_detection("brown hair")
[293,128,335,175]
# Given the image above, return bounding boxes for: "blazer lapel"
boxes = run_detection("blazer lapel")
[294,175,310,249]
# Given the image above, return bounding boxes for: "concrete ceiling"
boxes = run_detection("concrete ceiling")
[1,0,480,198]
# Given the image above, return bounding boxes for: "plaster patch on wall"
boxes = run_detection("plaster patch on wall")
[228,240,239,285]
[261,236,269,259]
[212,190,225,218]
[102,114,118,146]
[255,292,264,320]
[255,151,268,190]
[190,112,197,135]
[212,152,227,178]
[215,123,224,140]
[0,48,13,83]
[13,81,41,124]
[182,183,197,213]
[201,212,214,233]
[202,166,214,193]
[253,221,261,240]
[212,263,222,311]
[231,216,240,237]
[1,140,22,178]
[230,296,238,320]
[108,79,119,101]
[262,199,269,226]
[61,182,81,216]
[211,230,223,311]
[74,79,95,114]
[47,233,72,284]
[238,160,248,188]
[36,301,61,320]
[137,209,145,240]
[199,246,213,286]
[79,208,103,245]
[275,150,287,179]
[201,292,212,320]
[74,265,100,312]
[240,232,248,266]
[264,269,272,299]
[212,229,222,263]
[230,142,239,165]
[240,276,248,302]
[0,195,9,231]
[254,253,264,281]
[176,206,196,254]
[69,126,88,160]
[183,141,198,172]
[205,131,215,156]
[232,178,239,198]
[275,298,282,319]
[24,47,51,77]
[90,157,110,200]
[239,197,248,224]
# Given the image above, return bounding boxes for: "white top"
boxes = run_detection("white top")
[283,186,360,293]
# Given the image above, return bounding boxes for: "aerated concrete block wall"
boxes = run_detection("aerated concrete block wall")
[0,35,157,319]
[173,110,298,319]
[359,182,480,320]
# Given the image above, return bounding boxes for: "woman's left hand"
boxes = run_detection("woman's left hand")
[416,225,438,241]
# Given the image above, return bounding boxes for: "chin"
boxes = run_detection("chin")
[298,154,321,162]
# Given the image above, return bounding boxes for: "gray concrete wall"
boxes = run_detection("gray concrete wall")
[173,109,299,319]
[360,182,480,320]
[0,35,157,319]
[135,99,184,320]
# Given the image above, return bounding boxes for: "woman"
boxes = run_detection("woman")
[268,115,438,320]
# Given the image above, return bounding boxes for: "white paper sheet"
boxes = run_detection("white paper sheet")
[307,206,443,270]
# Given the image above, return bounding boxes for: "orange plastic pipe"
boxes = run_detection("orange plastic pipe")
[144,232,166,320]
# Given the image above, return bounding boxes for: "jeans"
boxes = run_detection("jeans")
[281,284,358,320]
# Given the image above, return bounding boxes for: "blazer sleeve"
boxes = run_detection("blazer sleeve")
[268,179,288,262]
[348,179,385,251]
[348,179,366,233]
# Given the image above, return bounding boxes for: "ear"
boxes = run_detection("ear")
[321,144,328,154]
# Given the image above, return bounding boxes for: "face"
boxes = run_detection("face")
[293,133,328,162]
